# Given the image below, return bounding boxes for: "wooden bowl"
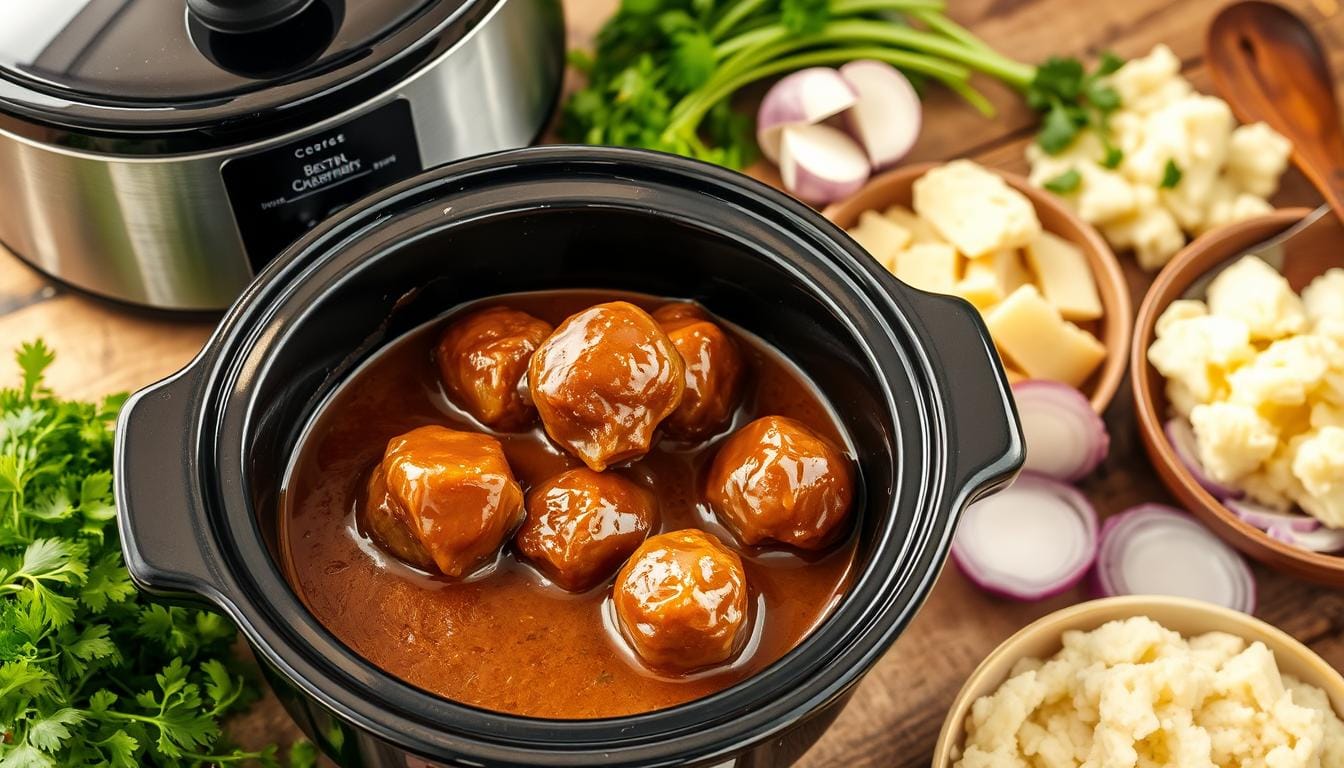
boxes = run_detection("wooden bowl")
[932,595,1344,766]
[1131,207,1344,585]
[824,162,1131,413]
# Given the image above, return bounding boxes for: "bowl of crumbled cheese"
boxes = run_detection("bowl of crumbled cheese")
[933,595,1344,767]
[1024,44,1295,275]
[1133,208,1344,584]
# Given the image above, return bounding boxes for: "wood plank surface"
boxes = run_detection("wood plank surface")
[2,0,1343,765]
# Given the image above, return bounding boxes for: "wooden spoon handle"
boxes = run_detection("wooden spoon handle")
[1208,1,1344,216]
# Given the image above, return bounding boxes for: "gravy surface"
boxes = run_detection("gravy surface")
[280,290,858,718]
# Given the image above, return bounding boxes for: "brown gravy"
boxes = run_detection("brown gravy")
[279,290,858,718]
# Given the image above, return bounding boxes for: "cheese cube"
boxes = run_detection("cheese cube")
[894,242,960,294]
[1024,231,1102,321]
[985,285,1107,386]
[954,267,1002,309]
[970,248,1032,298]
[882,205,945,244]
[912,160,1042,257]
[846,210,911,272]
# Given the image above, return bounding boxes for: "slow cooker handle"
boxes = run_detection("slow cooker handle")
[115,365,236,612]
[895,285,1025,502]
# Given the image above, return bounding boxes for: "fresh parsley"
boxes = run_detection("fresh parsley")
[1160,158,1183,189]
[0,341,313,767]
[1043,168,1082,194]
[1027,51,1124,155]
[561,0,1035,167]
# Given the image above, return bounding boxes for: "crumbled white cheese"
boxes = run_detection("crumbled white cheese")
[1026,45,1292,270]
[1206,256,1307,341]
[1190,402,1279,483]
[1148,255,1344,528]
[1292,426,1344,528]
[1147,308,1255,408]
[1303,268,1344,342]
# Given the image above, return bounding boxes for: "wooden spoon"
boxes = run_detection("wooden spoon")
[1207,1,1344,218]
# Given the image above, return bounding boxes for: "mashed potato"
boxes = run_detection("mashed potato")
[955,617,1344,767]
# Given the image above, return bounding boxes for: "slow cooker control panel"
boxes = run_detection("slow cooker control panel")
[221,99,423,270]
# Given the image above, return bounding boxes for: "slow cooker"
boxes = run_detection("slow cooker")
[0,0,563,310]
[115,147,1024,767]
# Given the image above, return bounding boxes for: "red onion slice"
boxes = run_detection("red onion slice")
[1012,380,1109,482]
[1164,418,1243,500]
[756,68,859,165]
[837,60,921,170]
[1095,504,1255,613]
[951,472,1099,601]
[777,123,871,205]
[1226,498,1320,533]
[1266,523,1344,553]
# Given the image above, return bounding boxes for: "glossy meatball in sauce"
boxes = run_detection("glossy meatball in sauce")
[613,529,749,672]
[706,415,854,550]
[363,425,525,577]
[528,301,685,470]
[515,468,657,591]
[653,303,745,440]
[435,306,553,430]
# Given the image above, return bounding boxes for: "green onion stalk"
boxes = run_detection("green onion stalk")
[561,0,1038,167]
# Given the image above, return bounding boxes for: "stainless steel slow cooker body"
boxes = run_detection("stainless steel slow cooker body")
[0,0,563,310]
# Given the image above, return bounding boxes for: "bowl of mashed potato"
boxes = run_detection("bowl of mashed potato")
[934,595,1344,767]
[1132,208,1344,585]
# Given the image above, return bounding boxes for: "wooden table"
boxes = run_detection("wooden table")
[4,1,1344,765]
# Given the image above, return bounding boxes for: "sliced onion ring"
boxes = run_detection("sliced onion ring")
[1165,418,1243,500]
[1012,380,1109,481]
[1094,504,1255,613]
[1226,498,1320,533]
[1266,523,1344,553]
[951,472,1098,601]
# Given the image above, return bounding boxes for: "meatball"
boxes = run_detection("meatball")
[613,529,749,672]
[515,469,657,591]
[528,302,685,470]
[706,416,854,550]
[652,304,745,440]
[436,306,553,430]
[363,425,525,577]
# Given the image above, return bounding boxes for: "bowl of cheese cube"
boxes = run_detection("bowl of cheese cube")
[824,159,1131,413]
[1134,207,1344,585]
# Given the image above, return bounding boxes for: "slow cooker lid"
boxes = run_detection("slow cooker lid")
[0,0,480,143]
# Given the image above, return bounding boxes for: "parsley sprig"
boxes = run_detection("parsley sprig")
[1027,51,1125,156]
[562,0,1035,167]
[0,341,314,767]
